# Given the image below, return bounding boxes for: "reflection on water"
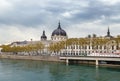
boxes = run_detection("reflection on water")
[0,59,120,81]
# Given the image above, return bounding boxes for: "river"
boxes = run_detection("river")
[0,59,120,81]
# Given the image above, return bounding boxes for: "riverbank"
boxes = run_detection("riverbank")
[0,54,120,67]
[0,54,64,62]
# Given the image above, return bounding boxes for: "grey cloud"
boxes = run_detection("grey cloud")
[0,0,120,44]
[61,0,120,25]
[0,0,89,26]
[0,0,120,27]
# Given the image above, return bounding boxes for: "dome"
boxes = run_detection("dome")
[41,35,47,39]
[41,30,47,40]
[52,22,67,36]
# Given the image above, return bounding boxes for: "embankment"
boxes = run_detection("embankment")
[0,54,64,62]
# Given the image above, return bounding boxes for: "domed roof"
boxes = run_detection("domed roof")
[41,30,47,39]
[52,22,67,36]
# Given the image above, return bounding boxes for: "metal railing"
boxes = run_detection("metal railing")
[60,53,120,57]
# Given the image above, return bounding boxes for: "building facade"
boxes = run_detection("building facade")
[9,23,120,57]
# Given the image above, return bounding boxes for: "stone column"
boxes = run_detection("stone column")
[75,45,76,56]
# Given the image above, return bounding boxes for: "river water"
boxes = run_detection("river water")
[0,59,120,81]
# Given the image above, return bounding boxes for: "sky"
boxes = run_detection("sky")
[0,0,120,44]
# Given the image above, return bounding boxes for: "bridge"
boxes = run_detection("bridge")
[59,54,120,65]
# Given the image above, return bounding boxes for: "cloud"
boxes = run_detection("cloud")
[0,0,13,15]
[66,22,120,38]
[0,25,38,44]
[99,0,120,5]
[0,0,120,44]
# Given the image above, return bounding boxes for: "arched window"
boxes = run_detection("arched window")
[112,46,114,50]
[100,46,102,49]
[89,46,90,49]
[76,45,78,49]
[79,46,81,49]
[116,45,119,50]
[104,46,106,49]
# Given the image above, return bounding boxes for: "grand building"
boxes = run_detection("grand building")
[9,22,68,55]
[9,22,120,56]
[11,22,68,46]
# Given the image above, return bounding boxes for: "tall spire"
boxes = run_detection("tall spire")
[43,30,45,36]
[107,26,110,36]
[58,21,61,29]
[105,26,113,38]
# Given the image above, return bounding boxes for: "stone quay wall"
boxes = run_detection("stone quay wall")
[0,54,64,62]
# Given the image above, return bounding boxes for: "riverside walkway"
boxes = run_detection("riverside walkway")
[59,54,120,65]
